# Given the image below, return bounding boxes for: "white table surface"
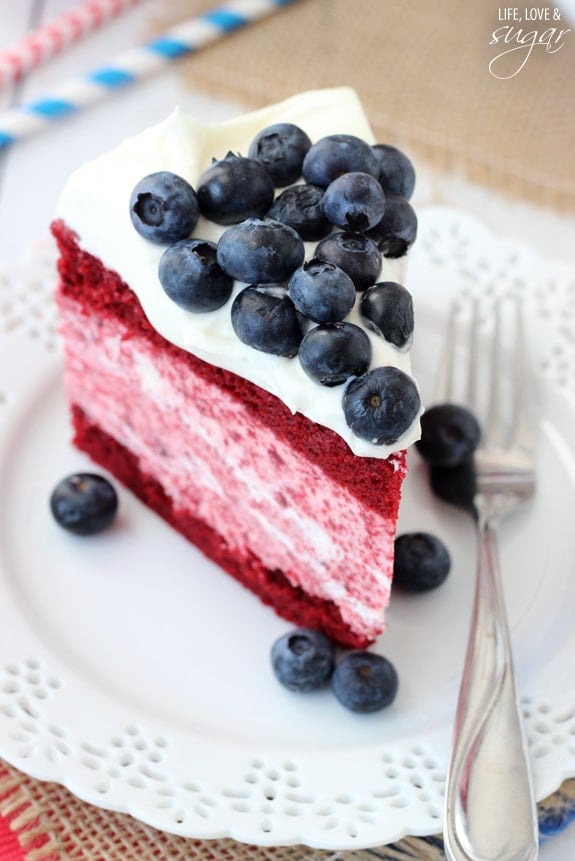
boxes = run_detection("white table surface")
[1,1,575,857]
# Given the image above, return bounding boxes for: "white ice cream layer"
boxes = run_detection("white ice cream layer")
[56,87,421,458]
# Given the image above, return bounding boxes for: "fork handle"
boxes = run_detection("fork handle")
[443,514,539,861]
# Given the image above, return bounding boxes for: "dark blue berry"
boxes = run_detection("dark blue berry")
[322,171,385,232]
[248,123,311,187]
[288,258,356,323]
[50,473,118,536]
[315,231,381,291]
[416,403,481,467]
[372,144,416,199]
[271,628,335,692]
[332,652,398,713]
[197,153,275,225]
[360,281,414,349]
[299,323,372,387]
[129,172,199,244]
[231,285,304,357]
[266,184,331,241]
[158,239,233,312]
[430,461,478,516]
[343,366,421,445]
[394,532,451,592]
[217,218,304,284]
[302,134,380,188]
[367,197,417,258]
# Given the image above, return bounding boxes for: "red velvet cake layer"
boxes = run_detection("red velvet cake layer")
[52,220,408,647]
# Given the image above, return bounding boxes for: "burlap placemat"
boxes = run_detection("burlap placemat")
[152,0,575,210]
[1,756,575,860]
[0,758,443,860]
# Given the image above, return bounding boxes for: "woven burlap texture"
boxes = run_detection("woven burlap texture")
[153,0,575,210]
[2,756,575,861]
[0,760,446,860]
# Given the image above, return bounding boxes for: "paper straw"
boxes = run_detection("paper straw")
[0,0,145,91]
[0,0,298,152]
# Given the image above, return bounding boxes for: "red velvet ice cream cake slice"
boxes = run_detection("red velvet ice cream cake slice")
[52,88,421,648]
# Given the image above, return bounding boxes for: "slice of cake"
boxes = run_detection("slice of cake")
[51,88,421,649]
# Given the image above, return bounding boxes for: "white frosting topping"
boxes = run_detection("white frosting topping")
[56,87,421,458]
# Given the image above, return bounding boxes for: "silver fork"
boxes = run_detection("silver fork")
[437,296,539,861]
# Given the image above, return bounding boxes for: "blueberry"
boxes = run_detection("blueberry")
[322,171,385,232]
[50,473,118,536]
[197,153,275,225]
[271,628,335,692]
[248,123,311,187]
[231,285,304,357]
[158,239,233,312]
[315,231,381,291]
[217,218,304,284]
[393,532,451,592]
[430,460,478,515]
[129,172,199,243]
[299,322,372,387]
[288,258,356,323]
[302,134,380,188]
[266,184,331,241]
[332,652,398,713]
[372,144,416,199]
[343,366,421,445]
[416,403,481,467]
[367,197,417,258]
[360,281,414,349]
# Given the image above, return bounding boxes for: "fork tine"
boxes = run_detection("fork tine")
[467,297,481,415]
[434,302,458,405]
[484,298,505,450]
[512,298,534,454]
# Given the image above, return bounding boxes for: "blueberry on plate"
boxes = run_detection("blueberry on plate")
[231,285,304,357]
[372,143,416,200]
[271,628,335,692]
[266,184,331,241]
[332,652,398,713]
[50,473,118,535]
[217,218,305,284]
[302,133,380,188]
[248,122,311,187]
[393,532,451,592]
[159,239,233,312]
[129,171,199,244]
[315,231,382,292]
[367,197,418,258]
[416,403,481,467]
[288,258,356,323]
[360,281,414,349]
[197,153,275,225]
[343,366,421,445]
[299,322,372,387]
[322,171,385,232]
[430,460,478,513]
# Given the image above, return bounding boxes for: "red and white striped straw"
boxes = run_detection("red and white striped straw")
[0,0,144,91]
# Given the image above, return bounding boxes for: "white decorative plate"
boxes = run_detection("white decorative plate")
[0,206,575,850]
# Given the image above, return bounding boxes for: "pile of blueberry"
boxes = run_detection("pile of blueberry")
[271,529,451,712]
[271,627,399,713]
[129,123,420,446]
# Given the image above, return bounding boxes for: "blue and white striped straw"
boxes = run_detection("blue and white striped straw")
[0,0,298,151]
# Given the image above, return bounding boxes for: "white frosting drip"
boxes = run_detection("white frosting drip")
[56,87,421,458]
